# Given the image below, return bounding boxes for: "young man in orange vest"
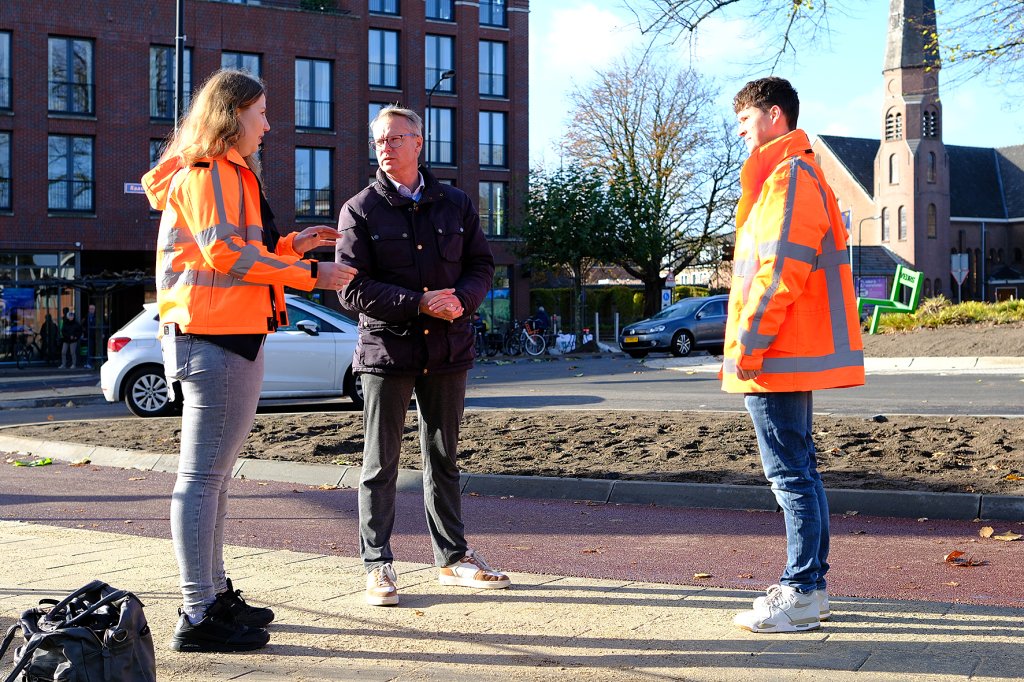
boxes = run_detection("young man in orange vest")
[723,77,865,633]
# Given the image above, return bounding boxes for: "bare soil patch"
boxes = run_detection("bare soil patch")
[5,323,1023,496]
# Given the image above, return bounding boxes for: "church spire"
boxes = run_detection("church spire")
[884,0,940,72]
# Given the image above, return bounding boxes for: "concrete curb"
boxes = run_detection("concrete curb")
[2,433,1020,521]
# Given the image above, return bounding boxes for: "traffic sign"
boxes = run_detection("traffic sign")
[951,253,969,286]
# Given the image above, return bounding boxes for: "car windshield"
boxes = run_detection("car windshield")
[291,298,357,327]
[648,298,707,321]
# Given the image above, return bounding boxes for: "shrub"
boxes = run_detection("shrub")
[874,297,1024,332]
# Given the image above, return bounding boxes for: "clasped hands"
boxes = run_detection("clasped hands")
[420,288,463,322]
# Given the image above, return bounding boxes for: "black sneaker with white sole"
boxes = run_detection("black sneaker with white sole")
[169,599,270,653]
[217,578,275,627]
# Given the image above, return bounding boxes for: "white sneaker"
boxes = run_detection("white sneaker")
[735,585,821,633]
[753,585,830,620]
[365,564,399,606]
[438,549,511,589]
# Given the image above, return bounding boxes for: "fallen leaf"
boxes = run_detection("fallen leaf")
[951,557,987,567]
[256,481,268,486]
[509,545,531,551]
[917,517,929,522]
[124,520,133,524]
[128,477,146,481]
[992,532,1022,542]
[979,526,995,538]
[1005,474,1023,481]
[843,510,859,517]
[693,573,712,579]
[944,581,960,587]
[315,484,339,490]
[581,548,604,555]
[943,551,964,562]
[850,530,867,535]
[468,492,480,497]
[737,573,754,579]
[414,610,425,617]
[69,458,91,467]
[47,415,55,421]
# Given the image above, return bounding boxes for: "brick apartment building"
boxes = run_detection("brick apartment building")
[0,0,530,363]
[812,0,1024,303]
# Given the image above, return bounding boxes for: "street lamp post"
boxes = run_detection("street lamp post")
[425,69,455,167]
[174,0,186,134]
[856,215,882,296]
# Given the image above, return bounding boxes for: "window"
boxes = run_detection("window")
[881,207,890,241]
[897,205,907,240]
[369,0,399,14]
[922,110,939,138]
[479,40,507,97]
[47,135,93,212]
[149,139,168,168]
[888,153,899,184]
[884,110,902,141]
[48,37,93,114]
[295,58,332,129]
[295,148,333,218]
[425,35,455,93]
[0,132,9,210]
[426,0,453,20]
[425,107,454,165]
[927,204,936,239]
[221,51,260,77]
[368,103,387,161]
[0,32,10,110]
[480,0,507,26]
[927,151,936,183]
[479,181,507,236]
[150,46,192,120]
[369,29,399,88]
[479,111,506,167]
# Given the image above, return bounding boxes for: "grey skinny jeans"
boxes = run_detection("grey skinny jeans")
[166,335,264,613]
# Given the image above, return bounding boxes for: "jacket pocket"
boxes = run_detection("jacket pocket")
[370,221,415,269]
[433,221,465,262]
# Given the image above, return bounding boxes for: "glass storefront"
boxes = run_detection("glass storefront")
[477,265,511,333]
[0,250,79,363]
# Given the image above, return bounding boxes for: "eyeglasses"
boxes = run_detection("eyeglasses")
[370,133,419,150]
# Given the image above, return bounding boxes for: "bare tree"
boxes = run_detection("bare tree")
[624,1,1024,83]
[565,55,742,317]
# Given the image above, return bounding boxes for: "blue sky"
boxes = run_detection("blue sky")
[528,1,1023,168]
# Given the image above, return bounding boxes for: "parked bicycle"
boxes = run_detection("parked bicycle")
[502,318,546,357]
[14,331,39,369]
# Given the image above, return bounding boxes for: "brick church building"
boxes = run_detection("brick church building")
[813,0,1024,303]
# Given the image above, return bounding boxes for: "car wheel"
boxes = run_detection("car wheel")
[124,365,181,418]
[344,367,365,409]
[670,331,694,357]
[626,350,648,359]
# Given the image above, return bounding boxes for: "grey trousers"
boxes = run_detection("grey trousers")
[359,371,468,571]
[167,336,264,612]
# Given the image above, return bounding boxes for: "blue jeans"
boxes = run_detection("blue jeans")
[744,391,829,593]
[167,336,264,613]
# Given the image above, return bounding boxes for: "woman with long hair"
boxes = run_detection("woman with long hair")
[142,69,355,653]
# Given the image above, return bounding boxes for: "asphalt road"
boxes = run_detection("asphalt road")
[1,354,1022,427]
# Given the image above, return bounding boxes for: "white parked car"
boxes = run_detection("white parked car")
[100,295,363,417]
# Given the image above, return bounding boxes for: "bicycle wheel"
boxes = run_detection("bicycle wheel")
[503,334,522,356]
[524,332,546,356]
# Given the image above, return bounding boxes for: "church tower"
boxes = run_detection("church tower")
[874,0,951,296]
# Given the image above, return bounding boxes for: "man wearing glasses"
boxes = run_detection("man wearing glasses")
[335,106,509,607]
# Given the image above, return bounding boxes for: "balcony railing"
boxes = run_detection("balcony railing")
[48,179,93,211]
[479,71,506,97]
[295,188,332,218]
[479,143,506,168]
[369,62,399,88]
[426,140,454,166]
[150,87,192,120]
[295,99,332,129]
[48,81,94,115]
[426,67,455,93]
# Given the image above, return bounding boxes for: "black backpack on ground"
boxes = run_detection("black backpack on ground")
[0,580,156,682]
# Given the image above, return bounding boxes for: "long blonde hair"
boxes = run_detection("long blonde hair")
[161,68,265,180]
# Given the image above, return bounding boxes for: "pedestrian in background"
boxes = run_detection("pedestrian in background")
[336,105,508,607]
[58,311,82,369]
[142,68,356,653]
[84,303,97,369]
[721,77,864,633]
[40,313,60,364]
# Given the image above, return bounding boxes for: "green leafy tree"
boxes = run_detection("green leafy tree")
[514,165,616,343]
[565,54,742,317]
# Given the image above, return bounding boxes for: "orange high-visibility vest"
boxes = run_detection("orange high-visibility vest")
[721,129,865,393]
[143,149,316,335]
